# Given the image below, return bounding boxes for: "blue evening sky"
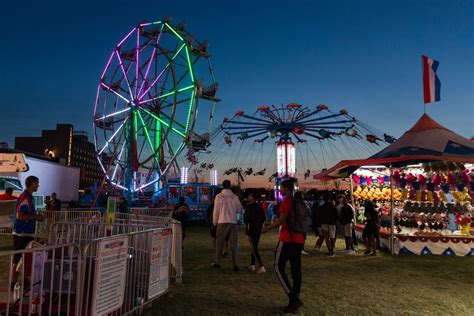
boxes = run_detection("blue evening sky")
[0,0,472,147]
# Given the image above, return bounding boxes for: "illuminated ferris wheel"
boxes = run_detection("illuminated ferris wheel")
[93,18,219,196]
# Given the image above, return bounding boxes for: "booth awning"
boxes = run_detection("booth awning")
[314,114,474,179]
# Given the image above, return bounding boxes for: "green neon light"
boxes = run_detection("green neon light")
[141,108,186,138]
[184,46,195,83]
[151,84,194,101]
[170,43,186,62]
[137,111,161,166]
[155,120,161,157]
[185,90,195,132]
[164,22,184,41]
[133,110,138,143]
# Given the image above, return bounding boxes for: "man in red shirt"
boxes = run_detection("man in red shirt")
[0,188,16,201]
[262,179,304,314]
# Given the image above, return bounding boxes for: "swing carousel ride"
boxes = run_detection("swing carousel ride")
[93,18,219,202]
[192,103,396,188]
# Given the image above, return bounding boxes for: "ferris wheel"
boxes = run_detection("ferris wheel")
[93,18,219,195]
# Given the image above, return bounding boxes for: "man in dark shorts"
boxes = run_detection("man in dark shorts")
[12,176,44,286]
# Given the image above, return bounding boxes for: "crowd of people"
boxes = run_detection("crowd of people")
[180,179,382,314]
[3,175,382,314]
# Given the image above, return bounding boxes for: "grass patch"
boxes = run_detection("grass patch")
[1,229,472,315]
[151,226,474,315]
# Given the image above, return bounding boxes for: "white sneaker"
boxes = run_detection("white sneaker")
[301,250,310,256]
[314,246,321,251]
[249,265,256,271]
[345,250,356,255]
[257,266,266,274]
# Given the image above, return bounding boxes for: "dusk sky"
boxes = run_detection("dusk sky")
[0,0,472,186]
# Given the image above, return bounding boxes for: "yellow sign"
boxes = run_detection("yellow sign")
[106,197,117,229]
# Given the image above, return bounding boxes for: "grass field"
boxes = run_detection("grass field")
[151,225,474,316]
[0,228,472,315]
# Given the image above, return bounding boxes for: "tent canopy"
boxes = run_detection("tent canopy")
[314,114,474,179]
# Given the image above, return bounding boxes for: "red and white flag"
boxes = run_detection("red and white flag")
[422,55,441,104]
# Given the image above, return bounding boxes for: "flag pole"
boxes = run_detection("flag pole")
[389,166,395,255]
[422,55,426,114]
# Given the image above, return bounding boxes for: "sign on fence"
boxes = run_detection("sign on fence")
[148,228,172,299]
[106,197,116,230]
[91,235,129,316]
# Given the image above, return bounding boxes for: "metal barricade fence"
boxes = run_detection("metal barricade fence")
[0,242,81,316]
[170,220,183,283]
[0,212,183,315]
[115,213,172,225]
[48,221,163,249]
[79,227,174,315]
[129,207,172,217]
[36,210,102,240]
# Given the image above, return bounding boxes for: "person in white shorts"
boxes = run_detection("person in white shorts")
[337,195,356,254]
[318,193,338,257]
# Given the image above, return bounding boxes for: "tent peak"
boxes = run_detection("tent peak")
[408,113,448,133]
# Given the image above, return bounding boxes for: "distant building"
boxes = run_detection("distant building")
[15,124,102,189]
[0,142,8,149]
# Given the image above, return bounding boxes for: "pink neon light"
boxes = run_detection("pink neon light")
[138,66,166,100]
[116,27,136,48]
[135,28,140,97]
[101,52,115,80]
[138,25,163,97]
[138,47,156,97]
[93,84,102,115]
[115,50,134,99]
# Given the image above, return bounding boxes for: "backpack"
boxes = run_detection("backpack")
[287,199,311,233]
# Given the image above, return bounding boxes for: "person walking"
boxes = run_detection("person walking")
[11,176,44,287]
[172,196,190,242]
[47,192,61,211]
[312,198,325,250]
[362,201,378,256]
[212,180,243,271]
[244,193,266,273]
[117,196,128,214]
[319,192,338,257]
[337,195,356,254]
[262,179,304,314]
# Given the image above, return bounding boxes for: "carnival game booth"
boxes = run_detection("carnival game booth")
[315,114,474,256]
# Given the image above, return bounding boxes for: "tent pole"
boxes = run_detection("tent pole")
[349,175,356,223]
[389,166,395,255]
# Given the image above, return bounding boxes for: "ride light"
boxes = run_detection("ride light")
[180,167,189,184]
